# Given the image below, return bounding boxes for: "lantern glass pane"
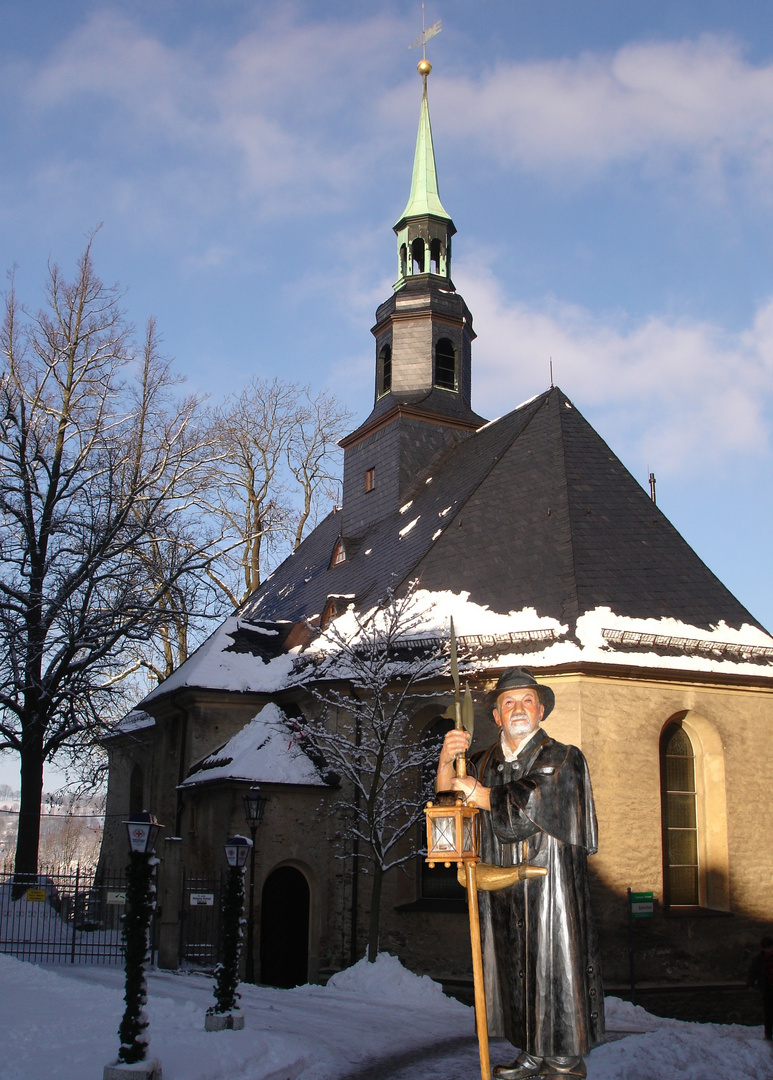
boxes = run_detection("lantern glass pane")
[430,815,457,853]
[128,824,150,852]
[463,816,474,853]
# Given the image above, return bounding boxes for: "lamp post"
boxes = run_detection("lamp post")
[106,812,163,1080]
[242,786,267,983]
[206,835,252,1030]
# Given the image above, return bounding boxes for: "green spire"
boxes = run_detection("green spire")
[396,75,451,225]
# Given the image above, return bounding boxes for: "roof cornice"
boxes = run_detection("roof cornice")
[339,402,481,449]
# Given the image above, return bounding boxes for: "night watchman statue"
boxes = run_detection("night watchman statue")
[437,668,604,1080]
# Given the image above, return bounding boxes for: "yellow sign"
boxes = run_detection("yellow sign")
[25,888,46,902]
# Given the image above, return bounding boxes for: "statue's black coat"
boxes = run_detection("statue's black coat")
[470,731,605,1058]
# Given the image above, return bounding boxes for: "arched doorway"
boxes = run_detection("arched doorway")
[260,866,310,988]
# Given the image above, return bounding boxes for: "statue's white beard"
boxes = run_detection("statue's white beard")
[504,714,531,734]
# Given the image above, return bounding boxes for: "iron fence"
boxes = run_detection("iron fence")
[0,866,130,964]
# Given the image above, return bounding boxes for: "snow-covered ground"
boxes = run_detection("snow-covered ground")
[1,951,770,1080]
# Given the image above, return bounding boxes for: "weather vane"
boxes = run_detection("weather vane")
[409,3,441,69]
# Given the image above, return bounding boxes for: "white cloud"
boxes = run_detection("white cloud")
[433,34,773,196]
[22,9,409,218]
[456,259,773,472]
[19,17,773,224]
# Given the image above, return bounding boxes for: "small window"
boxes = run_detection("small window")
[430,238,441,274]
[365,467,375,492]
[434,338,457,391]
[400,243,408,278]
[661,724,699,906]
[321,598,342,629]
[331,539,346,567]
[378,345,392,396]
[411,237,425,274]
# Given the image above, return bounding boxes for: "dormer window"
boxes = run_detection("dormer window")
[365,467,375,492]
[331,539,346,567]
[378,345,392,397]
[434,338,457,391]
[321,596,352,629]
[320,599,341,629]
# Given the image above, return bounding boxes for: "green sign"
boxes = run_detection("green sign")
[630,891,654,918]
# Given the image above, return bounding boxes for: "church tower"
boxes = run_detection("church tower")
[340,59,484,537]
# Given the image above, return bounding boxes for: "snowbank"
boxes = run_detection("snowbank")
[325,951,461,1008]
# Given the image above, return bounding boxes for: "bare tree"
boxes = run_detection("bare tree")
[292,586,445,962]
[288,387,350,551]
[205,378,350,607]
[0,241,214,879]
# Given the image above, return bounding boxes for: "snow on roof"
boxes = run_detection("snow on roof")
[141,617,295,705]
[306,590,773,679]
[180,703,326,788]
[138,591,773,711]
[114,709,156,734]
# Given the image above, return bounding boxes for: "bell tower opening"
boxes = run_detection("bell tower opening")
[434,338,457,391]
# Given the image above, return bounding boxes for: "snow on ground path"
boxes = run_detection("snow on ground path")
[0,953,471,1080]
[2,953,771,1080]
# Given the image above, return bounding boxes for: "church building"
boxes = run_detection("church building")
[101,61,773,995]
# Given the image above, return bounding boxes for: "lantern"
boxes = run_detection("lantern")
[242,786,268,830]
[223,835,252,868]
[425,794,479,868]
[124,811,163,854]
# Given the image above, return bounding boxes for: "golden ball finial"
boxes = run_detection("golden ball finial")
[417,58,432,77]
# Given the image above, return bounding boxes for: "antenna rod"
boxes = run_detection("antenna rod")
[549,357,554,388]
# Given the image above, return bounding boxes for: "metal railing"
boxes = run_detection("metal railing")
[0,866,128,963]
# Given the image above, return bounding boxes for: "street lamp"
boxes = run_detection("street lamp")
[206,835,253,1030]
[242,786,268,983]
[106,812,164,1080]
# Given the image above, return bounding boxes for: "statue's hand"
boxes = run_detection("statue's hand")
[440,728,471,767]
[450,776,491,811]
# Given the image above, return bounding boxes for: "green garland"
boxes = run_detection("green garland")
[209,864,246,1015]
[117,851,156,1064]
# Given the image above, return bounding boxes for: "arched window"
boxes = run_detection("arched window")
[660,723,699,906]
[411,237,425,274]
[420,716,465,901]
[434,338,457,391]
[320,598,341,629]
[430,238,441,274]
[129,764,144,815]
[378,344,392,396]
[399,244,408,278]
[330,539,346,567]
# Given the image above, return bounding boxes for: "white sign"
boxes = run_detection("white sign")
[106,891,127,905]
[190,892,215,907]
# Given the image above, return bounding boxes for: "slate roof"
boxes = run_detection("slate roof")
[239,386,765,636]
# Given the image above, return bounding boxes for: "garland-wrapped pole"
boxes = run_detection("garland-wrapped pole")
[118,851,156,1062]
[106,812,163,1079]
[206,835,252,1031]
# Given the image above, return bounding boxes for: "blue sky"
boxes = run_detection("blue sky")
[1,0,772,765]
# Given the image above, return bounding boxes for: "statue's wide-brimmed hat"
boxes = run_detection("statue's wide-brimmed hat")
[489,667,555,719]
